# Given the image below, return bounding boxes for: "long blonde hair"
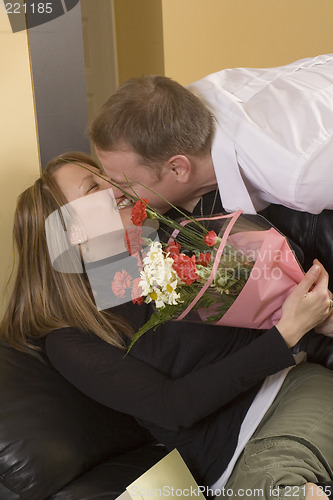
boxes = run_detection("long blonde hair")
[0,152,132,351]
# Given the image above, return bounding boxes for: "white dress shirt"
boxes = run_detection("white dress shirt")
[188,54,333,214]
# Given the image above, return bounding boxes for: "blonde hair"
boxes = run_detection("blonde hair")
[0,152,132,351]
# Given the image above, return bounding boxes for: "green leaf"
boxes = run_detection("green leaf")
[126,303,185,352]
[127,286,237,352]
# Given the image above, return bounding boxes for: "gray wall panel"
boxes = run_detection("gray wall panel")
[28,3,90,168]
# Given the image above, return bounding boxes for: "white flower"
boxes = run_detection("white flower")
[139,242,182,308]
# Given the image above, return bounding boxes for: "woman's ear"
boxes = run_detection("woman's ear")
[168,155,192,183]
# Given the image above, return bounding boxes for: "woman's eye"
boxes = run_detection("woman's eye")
[87,183,98,194]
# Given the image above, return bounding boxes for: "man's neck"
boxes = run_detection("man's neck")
[178,152,217,211]
[191,152,217,195]
[179,196,203,213]
[185,153,217,198]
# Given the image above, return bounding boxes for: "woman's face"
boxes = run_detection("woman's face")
[52,162,134,227]
[52,162,111,202]
[51,161,128,264]
[53,163,132,227]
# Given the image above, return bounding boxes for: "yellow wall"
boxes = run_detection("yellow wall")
[114,0,333,86]
[114,0,164,84]
[0,6,40,317]
[161,0,333,84]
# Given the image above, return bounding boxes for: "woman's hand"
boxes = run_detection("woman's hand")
[314,289,333,337]
[276,260,331,348]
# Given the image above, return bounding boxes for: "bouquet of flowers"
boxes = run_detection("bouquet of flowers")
[125,199,304,351]
[46,161,304,352]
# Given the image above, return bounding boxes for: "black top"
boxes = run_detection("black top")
[45,301,295,486]
[45,190,295,485]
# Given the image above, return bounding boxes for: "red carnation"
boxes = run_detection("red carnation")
[112,269,132,298]
[172,253,200,285]
[196,252,211,267]
[131,199,149,226]
[165,241,181,256]
[131,277,144,305]
[204,230,218,247]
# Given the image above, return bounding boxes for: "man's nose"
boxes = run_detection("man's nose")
[111,185,125,200]
[101,175,122,198]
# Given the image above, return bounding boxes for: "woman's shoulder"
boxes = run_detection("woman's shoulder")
[45,326,122,359]
[45,327,101,358]
[44,326,128,381]
[46,326,97,343]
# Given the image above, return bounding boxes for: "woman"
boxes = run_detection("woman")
[1,151,333,500]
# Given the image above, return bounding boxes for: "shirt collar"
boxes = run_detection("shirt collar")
[211,124,257,214]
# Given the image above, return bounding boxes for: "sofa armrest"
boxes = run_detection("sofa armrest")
[0,339,153,499]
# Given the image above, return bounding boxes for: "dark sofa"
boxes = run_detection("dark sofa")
[0,339,167,499]
[0,203,333,499]
[259,204,333,289]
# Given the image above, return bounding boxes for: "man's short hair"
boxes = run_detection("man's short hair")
[90,75,215,166]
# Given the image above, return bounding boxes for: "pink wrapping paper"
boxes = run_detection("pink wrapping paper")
[215,228,304,329]
[174,212,304,330]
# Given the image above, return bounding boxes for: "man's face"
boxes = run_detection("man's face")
[96,148,184,214]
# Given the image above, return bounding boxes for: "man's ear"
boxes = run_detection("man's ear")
[167,155,191,183]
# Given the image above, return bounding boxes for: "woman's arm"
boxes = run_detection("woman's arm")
[45,325,294,431]
[45,262,330,431]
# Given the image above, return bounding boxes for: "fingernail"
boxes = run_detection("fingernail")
[313,265,320,272]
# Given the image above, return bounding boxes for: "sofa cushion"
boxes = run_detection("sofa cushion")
[260,205,333,288]
[0,482,20,500]
[50,444,168,500]
[0,339,153,499]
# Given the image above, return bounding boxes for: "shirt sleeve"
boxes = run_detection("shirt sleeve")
[191,56,333,214]
[45,326,295,431]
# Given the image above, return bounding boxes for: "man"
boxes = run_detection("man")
[90,54,333,363]
[91,72,217,216]
[91,53,333,217]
